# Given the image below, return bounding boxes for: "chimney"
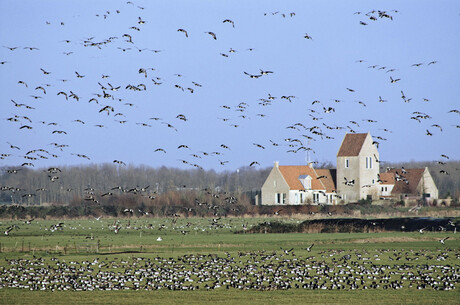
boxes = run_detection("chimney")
[274,161,279,168]
[308,162,313,168]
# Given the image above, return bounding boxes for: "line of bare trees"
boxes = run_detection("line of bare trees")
[0,163,270,206]
[0,160,458,208]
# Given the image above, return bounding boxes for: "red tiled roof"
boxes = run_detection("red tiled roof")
[381,168,425,195]
[278,165,336,192]
[315,168,337,192]
[378,172,394,184]
[337,133,368,157]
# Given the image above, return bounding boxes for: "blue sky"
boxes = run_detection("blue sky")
[1,0,459,171]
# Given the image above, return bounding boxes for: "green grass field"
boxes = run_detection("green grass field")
[0,217,459,304]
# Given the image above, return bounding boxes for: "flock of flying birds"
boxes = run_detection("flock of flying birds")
[1,2,459,179]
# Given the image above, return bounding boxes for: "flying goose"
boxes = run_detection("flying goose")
[439,237,449,244]
[177,28,188,37]
[223,19,235,27]
[304,244,314,252]
[205,31,217,40]
[243,71,262,79]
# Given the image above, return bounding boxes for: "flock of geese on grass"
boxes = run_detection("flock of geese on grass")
[0,247,458,291]
[1,2,458,177]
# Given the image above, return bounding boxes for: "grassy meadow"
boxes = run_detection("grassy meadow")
[0,216,459,304]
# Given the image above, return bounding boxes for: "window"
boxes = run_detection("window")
[365,156,373,169]
[313,193,319,204]
[345,159,349,168]
[275,193,286,204]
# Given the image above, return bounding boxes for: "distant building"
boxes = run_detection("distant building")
[260,132,438,205]
[261,161,337,205]
[378,168,438,203]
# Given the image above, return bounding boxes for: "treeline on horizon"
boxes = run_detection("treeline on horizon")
[0,160,459,208]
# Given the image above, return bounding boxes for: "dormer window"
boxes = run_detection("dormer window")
[299,175,312,190]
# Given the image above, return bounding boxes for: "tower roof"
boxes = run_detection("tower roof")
[337,133,368,157]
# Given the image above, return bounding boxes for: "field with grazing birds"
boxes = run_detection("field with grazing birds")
[0,216,459,304]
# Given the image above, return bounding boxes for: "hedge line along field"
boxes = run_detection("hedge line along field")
[0,217,459,304]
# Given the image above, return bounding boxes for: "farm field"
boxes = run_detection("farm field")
[0,217,459,304]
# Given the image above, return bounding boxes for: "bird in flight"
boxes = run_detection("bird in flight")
[113,160,126,166]
[177,28,188,37]
[244,71,262,79]
[281,247,294,255]
[439,237,449,244]
[304,243,314,252]
[205,31,217,40]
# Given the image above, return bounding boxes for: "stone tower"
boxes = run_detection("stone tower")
[336,132,379,202]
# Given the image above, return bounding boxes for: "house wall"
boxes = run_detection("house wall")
[337,156,360,201]
[417,167,439,200]
[288,190,336,205]
[289,190,310,205]
[261,162,290,205]
[380,184,394,197]
[358,135,380,200]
